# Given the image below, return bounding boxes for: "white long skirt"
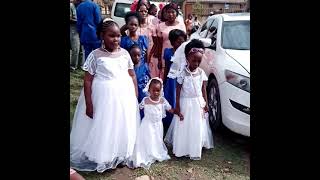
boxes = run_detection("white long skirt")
[127,118,170,169]
[165,97,214,160]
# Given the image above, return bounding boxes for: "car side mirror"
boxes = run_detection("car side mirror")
[210,41,216,50]
[209,26,217,33]
[199,38,212,48]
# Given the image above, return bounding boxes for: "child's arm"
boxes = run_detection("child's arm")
[163,58,170,84]
[128,69,138,97]
[163,98,174,114]
[202,80,209,112]
[120,24,128,36]
[175,84,184,120]
[84,72,94,119]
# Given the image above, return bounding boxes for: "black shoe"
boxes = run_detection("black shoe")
[116,162,126,168]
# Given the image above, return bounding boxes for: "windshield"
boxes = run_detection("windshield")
[114,3,131,18]
[222,20,250,50]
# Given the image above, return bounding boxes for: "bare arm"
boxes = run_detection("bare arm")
[163,60,170,85]
[157,36,163,70]
[84,72,94,118]
[120,24,128,36]
[148,36,158,63]
[128,69,138,97]
[175,84,184,120]
[202,81,209,112]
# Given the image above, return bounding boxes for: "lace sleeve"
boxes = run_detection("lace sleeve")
[162,97,172,111]
[139,97,146,110]
[82,52,97,75]
[124,50,134,69]
[176,70,185,85]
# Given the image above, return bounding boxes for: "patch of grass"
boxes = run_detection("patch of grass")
[70,70,250,180]
[70,70,84,123]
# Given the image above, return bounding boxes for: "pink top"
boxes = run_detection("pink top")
[157,21,186,63]
[137,15,159,62]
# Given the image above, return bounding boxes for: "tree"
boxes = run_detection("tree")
[193,0,203,17]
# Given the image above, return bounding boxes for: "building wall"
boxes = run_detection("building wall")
[183,1,247,23]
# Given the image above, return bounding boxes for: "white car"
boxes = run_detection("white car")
[190,13,250,137]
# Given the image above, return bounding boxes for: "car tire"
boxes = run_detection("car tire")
[207,78,222,131]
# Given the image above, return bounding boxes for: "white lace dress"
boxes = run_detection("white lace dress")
[70,48,140,172]
[165,68,214,160]
[127,97,171,169]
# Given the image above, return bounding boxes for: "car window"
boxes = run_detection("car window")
[199,19,214,38]
[114,3,131,18]
[222,20,250,50]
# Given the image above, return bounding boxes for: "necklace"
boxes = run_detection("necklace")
[149,96,161,103]
[101,45,120,54]
[185,66,199,75]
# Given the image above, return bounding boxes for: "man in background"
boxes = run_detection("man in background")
[77,0,102,59]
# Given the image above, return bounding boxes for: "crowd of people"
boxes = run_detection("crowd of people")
[70,0,214,177]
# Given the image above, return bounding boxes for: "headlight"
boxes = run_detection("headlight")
[225,70,250,92]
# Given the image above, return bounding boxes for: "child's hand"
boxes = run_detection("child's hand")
[204,106,209,113]
[178,113,184,121]
[86,104,93,119]
[174,108,184,121]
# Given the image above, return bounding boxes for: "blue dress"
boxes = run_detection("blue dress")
[134,63,151,103]
[120,35,150,102]
[120,36,148,64]
[121,35,150,119]
[163,48,176,130]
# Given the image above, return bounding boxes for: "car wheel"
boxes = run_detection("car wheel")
[207,78,222,130]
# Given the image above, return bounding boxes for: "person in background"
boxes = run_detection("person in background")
[193,16,201,28]
[184,14,193,37]
[76,0,102,60]
[191,16,201,34]
[157,3,186,80]
[149,4,158,17]
[128,44,151,104]
[70,0,82,71]
[162,29,187,133]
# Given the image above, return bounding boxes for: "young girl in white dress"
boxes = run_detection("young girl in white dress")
[165,39,214,160]
[70,19,140,173]
[127,77,180,169]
